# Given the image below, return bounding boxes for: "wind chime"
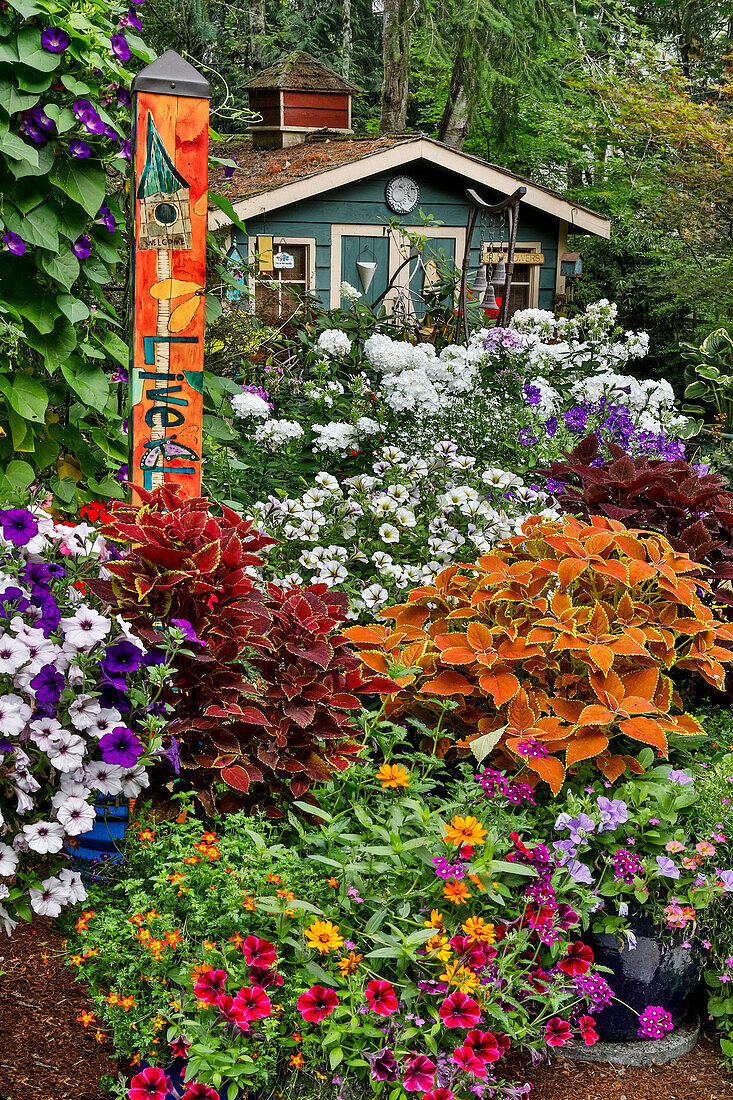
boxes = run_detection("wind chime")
[471,210,507,313]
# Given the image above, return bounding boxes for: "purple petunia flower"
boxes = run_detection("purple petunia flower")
[99,726,144,766]
[4,232,26,256]
[110,31,131,60]
[101,638,144,675]
[224,158,238,179]
[0,508,38,546]
[69,138,90,158]
[718,870,733,892]
[598,796,628,832]
[567,859,594,885]
[668,769,694,786]
[656,856,680,880]
[30,665,65,714]
[71,234,92,259]
[41,26,70,51]
[365,1049,399,1083]
[170,617,205,645]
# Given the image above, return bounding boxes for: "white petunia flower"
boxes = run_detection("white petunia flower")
[362,583,389,609]
[120,764,149,799]
[394,507,416,528]
[378,524,400,545]
[372,551,393,568]
[67,695,103,731]
[0,634,31,674]
[55,796,96,836]
[0,694,32,738]
[83,760,124,796]
[46,732,86,773]
[60,604,111,650]
[315,472,341,493]
[28,717,64,751]
[317,560,348,587]
[86,707,124,740]
[58,867,87,904]
[23,820,65,854]
[0,843,19,877]
[29,876,67,917]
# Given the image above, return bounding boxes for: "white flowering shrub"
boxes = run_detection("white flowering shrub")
[0,502,176,933]
[250,441,560,618]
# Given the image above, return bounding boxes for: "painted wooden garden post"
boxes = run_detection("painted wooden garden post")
[130,50,210,498]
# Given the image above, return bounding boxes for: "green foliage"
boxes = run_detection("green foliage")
[0,0,152,509]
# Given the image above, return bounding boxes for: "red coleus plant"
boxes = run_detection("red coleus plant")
[544,434,733,600]
[345,514,733,792]
[92,486,394,810]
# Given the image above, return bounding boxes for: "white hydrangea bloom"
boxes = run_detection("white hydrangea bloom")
[317,328,353,358]
[231,391,270,419]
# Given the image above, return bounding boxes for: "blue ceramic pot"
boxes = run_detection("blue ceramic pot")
[67,796,129,864]
[587,915,704,1041]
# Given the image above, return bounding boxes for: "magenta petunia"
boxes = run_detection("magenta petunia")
[193,968,228,1005]
[365,979,398,1017]
[297,984,338,1023]
[128,1066,172,1100]
[544,1017,572,1047]
[578,1015,599,1045]
[402,1054,435,1092]
[181,1086,219,1100]
[232,984,271,1021]
[241,935,277,968]
[438,990,481,1029]
[450,1044,487,1079]
[557,941,594,977]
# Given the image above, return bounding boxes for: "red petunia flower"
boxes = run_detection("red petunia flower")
[449,935,490,971]
[544,1017,572,1047]
[297,984,339,1023]
[233,984,272,1021]
[496,1034,511,1055]
[365,979,399,1016]
[242,935,277,969]
[249,964,284,988]
[451,1044,488,1078]
[439,990,481,1029]
[578,1015,599,1046]
[465,1029,501,1063]
[402,1054,436,1092]
[216,994,249,1030]
[557,941,594,977]
[193,969,228,1005]
[129,1067,172,1100]
[169,1035,191,1059]
[181,1085,219,1100]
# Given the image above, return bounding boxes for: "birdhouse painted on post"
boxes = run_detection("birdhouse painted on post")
[560,252,583,279]
[137,114,192,251]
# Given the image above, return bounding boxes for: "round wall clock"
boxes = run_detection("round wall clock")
[385,175,420,214]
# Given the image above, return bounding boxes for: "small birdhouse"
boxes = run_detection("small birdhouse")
[560,252,583,279]
[137,113,192,251]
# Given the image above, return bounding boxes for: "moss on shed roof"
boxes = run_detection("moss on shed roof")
[242,51,362,95]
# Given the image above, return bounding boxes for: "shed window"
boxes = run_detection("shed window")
[256,243,309,322]
[504,263,533,317]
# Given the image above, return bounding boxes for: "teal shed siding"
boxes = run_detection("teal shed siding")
[233,161,562,312]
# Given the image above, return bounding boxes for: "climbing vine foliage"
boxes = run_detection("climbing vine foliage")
[0,0,151,506]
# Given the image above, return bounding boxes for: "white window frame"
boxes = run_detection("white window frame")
[246,235,317,314]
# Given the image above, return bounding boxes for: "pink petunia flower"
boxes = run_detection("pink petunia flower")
[242,935,277,968]
[181,1085,219,1100]
[232,985,271,1021]
[451,1044,488,1078]
[365,979,399,1016]
[297,984,338,1023]
[193,969,228,1005]
[439,990,481,1028]
[129,1067,172,1100]
[544,1017,572,1047]
[465,1029,501,1063]
[402,1054,436,1092]
[578,1015,598,1045]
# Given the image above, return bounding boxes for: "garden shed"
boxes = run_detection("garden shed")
[208,52,611,321]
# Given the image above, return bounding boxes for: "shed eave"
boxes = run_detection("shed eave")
[208,138,611,239]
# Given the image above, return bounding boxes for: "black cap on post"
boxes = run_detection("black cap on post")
[132,49,210,99]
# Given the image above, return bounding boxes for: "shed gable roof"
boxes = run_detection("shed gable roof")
[208,135,611,239]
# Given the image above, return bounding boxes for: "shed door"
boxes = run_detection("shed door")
[340,235,390,308]
[408,236,456,318]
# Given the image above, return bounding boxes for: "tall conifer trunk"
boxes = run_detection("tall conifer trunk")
[379,0,411,132]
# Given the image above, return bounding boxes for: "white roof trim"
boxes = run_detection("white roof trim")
[208,137,611,239]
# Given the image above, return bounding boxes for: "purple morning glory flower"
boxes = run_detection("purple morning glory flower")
[99,726,144,766]
[224,159,237,179]
[0,508,38,546]
[21,106,57,144]
[121,8,143,30]
[110,31,131,60]
[116,87,132,107]
[71,234,92,259]
[97,201,116,232]
[120,139,131,161]
[117,463,129,482]
[69,138,90,158]
[668,769,694,786]
[656,856,680,879]
[40,26,70,51]
[4,232,26,256]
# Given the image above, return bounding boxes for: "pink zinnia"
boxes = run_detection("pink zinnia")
[233,984,271,1021]
[365,979,399,1016]
[544,1017,572,1047]
[181,1085,219,1100]
[297,984,339,1023]
[439,990,481,1029]
[451,1044,487,1078]
[193,969,228,1004]
[129,1067,172,1100]
[465,1029,500,1063]
[402,1054,435,1092]
[242,935,277,968]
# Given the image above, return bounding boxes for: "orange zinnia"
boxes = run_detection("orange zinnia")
[376,763,410,789]
[462,916,496,943]
[440,962,479,995]
[444,815,487,847]
[443,880,472,904]
[424,909,446,932]
[305,919,344,953]
[338,950,363,976]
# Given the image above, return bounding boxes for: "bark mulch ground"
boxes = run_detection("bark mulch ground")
[0,918,116,1100]
[2,918,733,1100]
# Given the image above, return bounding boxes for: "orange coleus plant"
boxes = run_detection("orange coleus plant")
[345,515,733,792]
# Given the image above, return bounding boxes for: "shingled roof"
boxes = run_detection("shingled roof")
[242,50,362,95]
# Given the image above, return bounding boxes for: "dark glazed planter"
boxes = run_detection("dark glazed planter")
[587,915,705,1041]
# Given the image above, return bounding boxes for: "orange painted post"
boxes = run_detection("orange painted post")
[130,51,210,497]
